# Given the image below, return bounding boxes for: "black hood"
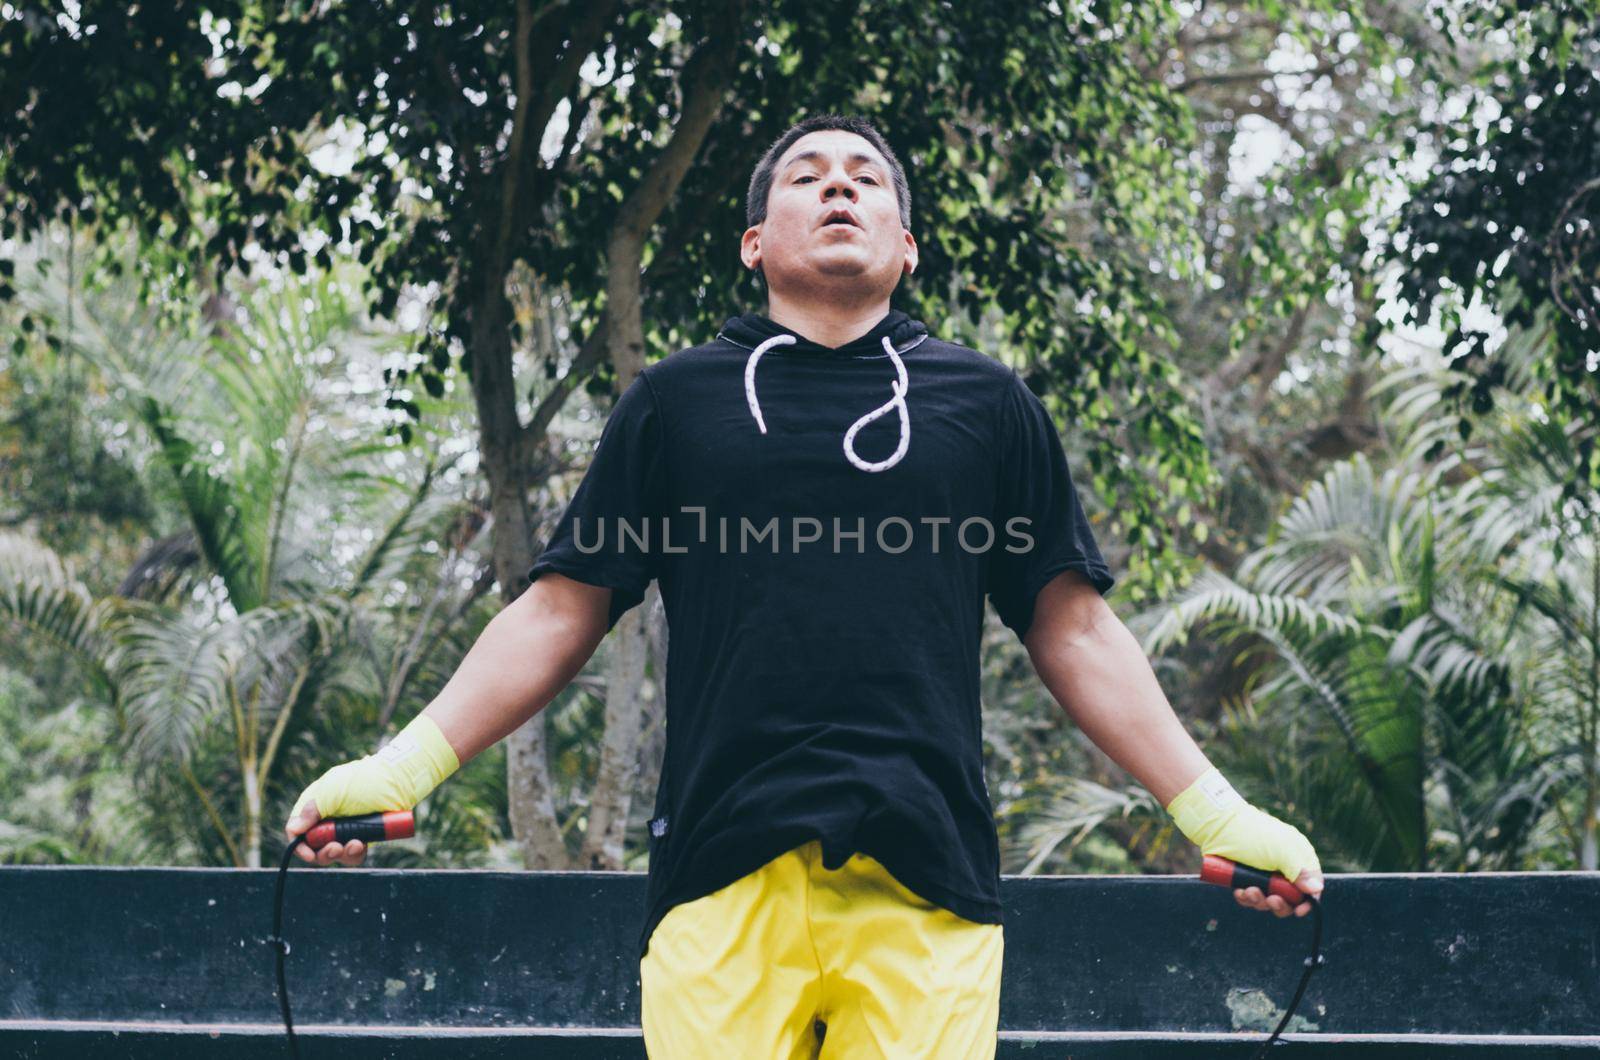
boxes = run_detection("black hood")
[716,308,929,358]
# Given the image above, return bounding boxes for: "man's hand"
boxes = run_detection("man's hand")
[282,712,460,868]
[285,797,369,868]
[1234,867,1324,918]
[1018,576,1327,916]
[284,753,414,867]
[1166,767,1325,919]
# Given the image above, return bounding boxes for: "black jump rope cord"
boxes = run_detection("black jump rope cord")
[1251,893,1325,1059]
[268,836,306,1060]
[266,840,1322,1060]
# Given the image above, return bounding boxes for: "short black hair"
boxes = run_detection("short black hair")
[745,114,912,231]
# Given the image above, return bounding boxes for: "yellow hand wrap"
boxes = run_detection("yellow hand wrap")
[291,713,460,823]
[1165,767,1322,885]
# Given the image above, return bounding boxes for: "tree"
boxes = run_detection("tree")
[1391,1,1600,492]
[1134,338,1594,872]
[3,1,1222,867]
[0,264,498,866]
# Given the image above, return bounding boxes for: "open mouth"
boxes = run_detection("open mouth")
[822,210,861,229]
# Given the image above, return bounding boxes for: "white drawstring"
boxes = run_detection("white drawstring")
[843,336,911,472]
[743,332,796,434]
[742,333,912,473]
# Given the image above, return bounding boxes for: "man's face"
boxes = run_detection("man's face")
[742,129,917,299]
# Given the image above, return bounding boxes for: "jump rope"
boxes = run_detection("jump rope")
[267,820,1322,1059]
[267,810,415,1060]
[1199,854,1326,1058]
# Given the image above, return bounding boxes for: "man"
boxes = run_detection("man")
[286,114,1324,1059]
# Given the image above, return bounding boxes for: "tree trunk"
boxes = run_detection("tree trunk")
[566,5,742,870]
[579,583,656,869]
[1582,799,1596,871]
[466,276,571,870]
[570,216,654,871]
[1584,532,1599,870]
[494,0,742,870]
[242,768,261,869]
[637,591,670,802]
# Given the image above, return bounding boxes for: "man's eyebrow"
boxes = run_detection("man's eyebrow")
[780,149,887,173]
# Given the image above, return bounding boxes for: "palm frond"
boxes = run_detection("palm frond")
[1140,566,1365,655]
[133,394,264,613]
[1008,777,1163,876]
[0,531,118,696]
[1249,624,1428,868]
[110,601,237,766]
[347,457,470,601]
[203,273,362,604]
[114,530,204,603]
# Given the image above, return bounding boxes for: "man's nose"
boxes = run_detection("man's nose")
[821,173,857,201]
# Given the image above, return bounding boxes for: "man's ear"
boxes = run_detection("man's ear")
[902,229,919,276]
[740,225,762,272]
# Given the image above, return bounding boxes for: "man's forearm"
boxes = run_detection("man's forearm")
[1024,584,1211,808]
[418,575,611,767]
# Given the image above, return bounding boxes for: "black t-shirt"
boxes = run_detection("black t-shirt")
[527,308,1115,959]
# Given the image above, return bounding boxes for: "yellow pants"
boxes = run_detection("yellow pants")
[639,838,1004,1059]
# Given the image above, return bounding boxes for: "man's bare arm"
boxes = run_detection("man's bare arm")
[1021,569,1210,807]
[424,571,614,765]
[1022,568,1323,917]
[284,571,612,866]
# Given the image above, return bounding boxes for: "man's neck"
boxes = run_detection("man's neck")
[765,291,892,350]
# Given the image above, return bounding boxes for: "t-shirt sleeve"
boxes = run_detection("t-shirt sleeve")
[987,370,1115,638]
[527,372,665,631]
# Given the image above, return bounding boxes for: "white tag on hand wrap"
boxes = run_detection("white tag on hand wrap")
[1197,769,1245,813]
[377,733,419,764]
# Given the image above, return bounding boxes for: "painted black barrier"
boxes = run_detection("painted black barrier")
[1,866,1596,1056]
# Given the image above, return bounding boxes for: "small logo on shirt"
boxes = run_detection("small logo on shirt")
[649,816,669,838]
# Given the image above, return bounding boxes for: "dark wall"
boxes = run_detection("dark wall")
[1,866,1596,1052]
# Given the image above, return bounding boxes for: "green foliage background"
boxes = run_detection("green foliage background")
[1,0,1597,875]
